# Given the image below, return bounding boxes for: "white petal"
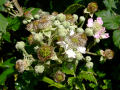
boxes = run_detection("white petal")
[65,49,76,58]
[57,41,68,49]
[77,47,86,54]
[70,30,75,36]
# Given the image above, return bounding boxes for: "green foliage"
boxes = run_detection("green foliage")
[0,13,8,33]
[7,17,22,31]
[62,62,75,75]
[67,77,76,86]
[2,32,11,42]
[0,0,7,11]
[0,57,16,85]
[64,4,85,14]
[113,30,120,49]
[42,76,65,89]
[100,79,112,89]
[78,71,97,84]
[96,10,120,30]
[103,0,116,10]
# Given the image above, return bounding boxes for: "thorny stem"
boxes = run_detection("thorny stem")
[12,0,23,16]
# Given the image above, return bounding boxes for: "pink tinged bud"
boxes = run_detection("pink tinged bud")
[101,33,110,39]
[87,18,93,27]
[96,17,103,25]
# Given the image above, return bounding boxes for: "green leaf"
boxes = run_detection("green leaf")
[78,71,97,84]
[96,10,120,30]
[0,14,8,33]
[0,57,15,85]
[68,77,76,86]
[113,30,120,49]
[0,0,7,11]
[0,57,15,68]
[76,83,86,90]
[74,0,83,3]
[103,0,116,10]
[0,68,15,85]
[64,4,85,14]
[42,76,65,88]
[7,17,22,31]
[62,62,75,75]
[2,32,11,42]
[101,79,112,89]
[89,83,97,88]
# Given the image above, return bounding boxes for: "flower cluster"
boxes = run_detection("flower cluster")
[86,17,109,40]
[15,9,112,83]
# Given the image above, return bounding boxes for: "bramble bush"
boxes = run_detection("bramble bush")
[0,0,120,90]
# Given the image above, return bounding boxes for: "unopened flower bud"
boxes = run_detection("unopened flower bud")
[54,20,61,26]
[54,71,65,82]
[85,56,92,62]
[73,14,78,22]
[76,52,83,60]
[50,15,56,21]
[58,28,67,37]
[86,62,93,68]
[35,65,45,73]
[34,14,40,19]
[24,11,34,20]
[95,38,100,43]
[85,28,93,36]
[33,32,43,42]
[69,25,77,30]
[57,13,66,22]
[23,19,28,24]
[15,41,25,50]
[58,25,64,29]
[27,19,32,23]
[77,28,84,33]
[79,16,85,22]
[62,21,70,28]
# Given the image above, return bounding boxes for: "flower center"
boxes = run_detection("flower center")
[71,37,79,44]
[93,22,102,32]
[39,46,52,58]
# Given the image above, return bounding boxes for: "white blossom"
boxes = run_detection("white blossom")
[35,65,45,73]
[70,30,75,36]
[77,46,86,54]
[65,49,76,58]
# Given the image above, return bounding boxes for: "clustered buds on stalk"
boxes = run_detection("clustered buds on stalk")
[85,56,93,68]
[15,7,111,83]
